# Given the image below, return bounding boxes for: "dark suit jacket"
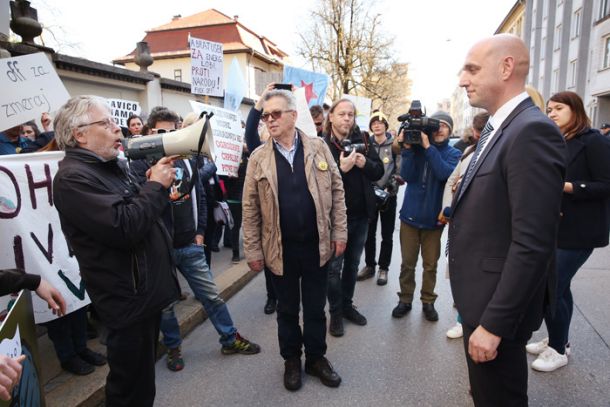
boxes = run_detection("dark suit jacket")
[448,98,566,340]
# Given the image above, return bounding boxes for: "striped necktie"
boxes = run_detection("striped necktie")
[458,121,494,200]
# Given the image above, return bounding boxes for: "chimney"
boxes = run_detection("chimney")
[233,15,239,21]
[172,14,181,21]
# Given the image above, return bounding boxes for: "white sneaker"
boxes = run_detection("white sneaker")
[446,323,463,339]
[526,337,549,355]
[526,337,571,356]
[531,347,568,372]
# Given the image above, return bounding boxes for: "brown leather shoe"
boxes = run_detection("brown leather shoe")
[284,357,302,391]
[305,356,341,387]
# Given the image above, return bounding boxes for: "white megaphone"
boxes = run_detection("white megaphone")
[122,113,215,163]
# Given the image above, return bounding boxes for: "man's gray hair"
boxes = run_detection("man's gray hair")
[54,95,109,150]
[262,89,297,111]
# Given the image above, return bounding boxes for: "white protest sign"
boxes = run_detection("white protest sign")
[294,87,317,138]
[342,94,372,131]
[0,326,21,359]
[0,152,90,323]
[189,36,223,97]
[189,101,243,177]
[0,53,70,132]
[106,98,141,127]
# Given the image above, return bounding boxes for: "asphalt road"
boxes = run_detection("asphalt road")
[154,215,610,407]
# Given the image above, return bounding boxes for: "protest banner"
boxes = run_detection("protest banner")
[283,65,329,107]
[189,36,223,97]
[0,290,45,407]
[106,98,141,127]
[0,53,70,132]
[189,102,243,177]
[224,57,246,112]
[342,94,372,131]
[0,152,90,324]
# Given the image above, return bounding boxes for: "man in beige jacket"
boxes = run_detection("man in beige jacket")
[242,89,347,392]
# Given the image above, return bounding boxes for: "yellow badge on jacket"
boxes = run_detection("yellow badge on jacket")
[383,156,390,164]
[318,161,328,171]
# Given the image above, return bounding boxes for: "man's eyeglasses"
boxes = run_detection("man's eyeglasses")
[77,118,118,130]
[260,110,294,122]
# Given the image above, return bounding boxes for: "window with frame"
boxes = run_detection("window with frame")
[602,36,610,69]
[571,9,581,39]
[174,69,182,82]
[552,69,560,93]
[600,0,610,19]
[568,60,577,88]
[554,24,562,50]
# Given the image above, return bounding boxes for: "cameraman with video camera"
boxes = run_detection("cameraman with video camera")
[323,99,383,337]
[392,108,461,322]
[357,110,404,286]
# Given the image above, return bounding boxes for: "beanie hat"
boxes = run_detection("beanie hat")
[369,110,389,131]
[431,111,453,134]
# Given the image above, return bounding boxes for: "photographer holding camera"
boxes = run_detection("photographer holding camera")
[357,110,404,286]
[323,99,383,337]
[392,110,461,322]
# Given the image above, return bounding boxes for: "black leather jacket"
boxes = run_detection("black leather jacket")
[53,148,179,329]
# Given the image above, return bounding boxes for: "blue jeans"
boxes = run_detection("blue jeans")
[327,217,369,315]
[161,244,237,348]
[545,247,593,354]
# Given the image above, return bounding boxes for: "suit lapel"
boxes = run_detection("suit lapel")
[453,98,535,211]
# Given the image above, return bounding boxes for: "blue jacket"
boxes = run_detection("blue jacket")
[399,139,461,229]
[0,132,32,155]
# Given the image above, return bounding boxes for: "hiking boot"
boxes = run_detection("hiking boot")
[329,314,344,337]
[284,357,302,391]
[422,303,439,322]
[264,298,277,315]
[221,332,261,355]
[356,266,375,281]
[343,306,367,326]
[166,347,184,371]
[77,348,107,366]
[305,356,341,387]
[61,355,94,376]
[377,269,388,286]
[392,302,412,318]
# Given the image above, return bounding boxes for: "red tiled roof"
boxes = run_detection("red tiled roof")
[114,8,288,64]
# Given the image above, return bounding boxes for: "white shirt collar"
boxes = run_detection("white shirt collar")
[489,91,529,131]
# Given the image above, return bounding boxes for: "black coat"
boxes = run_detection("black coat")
[324,128,384,220]
[53,148,180,329]
[449,98,566,340]
[558,128,610,249]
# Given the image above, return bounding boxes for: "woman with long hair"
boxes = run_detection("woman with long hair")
[527,91,610,372]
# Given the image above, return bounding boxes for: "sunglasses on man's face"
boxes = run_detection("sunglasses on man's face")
[260,110,294,122]
[152,128,176,134]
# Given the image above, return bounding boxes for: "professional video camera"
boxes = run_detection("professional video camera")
[397,100,440,145]
[122,112,215,163]
[341,139,367,154]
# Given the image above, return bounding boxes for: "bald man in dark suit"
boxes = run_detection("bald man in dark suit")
[449,34,566,406]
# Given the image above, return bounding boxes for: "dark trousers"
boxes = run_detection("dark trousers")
[264,266,277,301]
[228,201,242,257]
[364,195,397,270]
[45,306,88,363]
[106,313,161,407]
[271,241,327,361]
[327,217,368,314]
[462,324,530,407]
[546,247,593,353]
[205,211,217,266]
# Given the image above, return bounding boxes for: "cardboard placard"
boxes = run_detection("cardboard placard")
[189,36,224,97]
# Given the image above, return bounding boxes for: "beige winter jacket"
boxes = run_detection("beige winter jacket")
[242,130,347,275]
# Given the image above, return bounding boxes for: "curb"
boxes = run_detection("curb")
[43,263,257,407]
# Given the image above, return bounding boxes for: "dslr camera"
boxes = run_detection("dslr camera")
[397,100,440,145]
[341,139,367,154]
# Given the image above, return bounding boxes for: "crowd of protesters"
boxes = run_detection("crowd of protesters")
[1,33,610,407]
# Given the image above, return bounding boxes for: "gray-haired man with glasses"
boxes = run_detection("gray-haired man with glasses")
[53,95,180,407]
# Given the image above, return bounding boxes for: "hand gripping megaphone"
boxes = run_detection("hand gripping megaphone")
[122,112,215,163]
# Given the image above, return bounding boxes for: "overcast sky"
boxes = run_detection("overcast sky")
[29,0,516,113]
